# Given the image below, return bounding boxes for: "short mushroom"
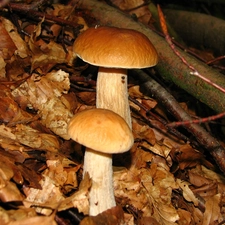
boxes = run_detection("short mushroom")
[73,26,158,127]
[68,108,134,216]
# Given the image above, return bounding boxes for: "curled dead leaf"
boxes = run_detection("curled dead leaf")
[176,179,199,206]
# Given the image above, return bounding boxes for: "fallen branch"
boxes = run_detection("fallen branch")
[74,0,225,113]
[164,9,225,57]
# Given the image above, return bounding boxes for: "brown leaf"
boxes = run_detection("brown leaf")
[27,17,74,72]
[138,216,161,225]
[129,85,144,98]
[0,56,6,78]
[79,206,124,225]
[0,85,34,125]
[0,149,25,184]
[192,181,217,198]
[1,17,29,59]
[188,170,212,187]
[114,157,179,224]
[0,18,17,59]
[176,179,199,206]
[0,207,36,225]
[202,194,222,225]
[16,164,42,189]
[76,92,97,106]
[24,172,65,216]
[0,180,24,202]
[176,209,192,225]
[9,214,57,225]
[13,124,60,152]
[170,144,205,169]
[129,85,157,112]
[58,172,91,215]
[189,166,225,197]
[133,120,156,145]
[23,157,80,214]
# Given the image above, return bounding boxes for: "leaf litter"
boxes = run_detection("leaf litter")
[0,2,224,225]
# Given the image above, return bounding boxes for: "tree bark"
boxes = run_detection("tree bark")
[75,0,225,113]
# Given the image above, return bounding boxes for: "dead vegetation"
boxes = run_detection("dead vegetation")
[0,1,225,225]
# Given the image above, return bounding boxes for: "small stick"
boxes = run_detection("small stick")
[168,111,225,127]
[207,55,225,65]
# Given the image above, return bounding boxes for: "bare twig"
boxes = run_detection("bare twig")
[207,55,225,65]
[168,111,225,127]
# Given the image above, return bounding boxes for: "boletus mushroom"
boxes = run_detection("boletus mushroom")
[73,26,158,128]
[68,108,133,216]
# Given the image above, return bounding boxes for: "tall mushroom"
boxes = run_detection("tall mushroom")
[73,26,158,127]
[68,108,133,215]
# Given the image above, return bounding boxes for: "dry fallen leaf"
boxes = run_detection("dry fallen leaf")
[24,158,82,215]
[0,84,34,125]
[202,194,222,225]
[1,17,29,59]
[114,148,179,224]
[24,172,64,215]
[0,206,57,225]
[0,148,43,202]
[0,181,24,202]
[176,179,199,207]
[170,144,207,170]
[79,206,124,225]
[58,172,91,215]
[176,209,192,225]
[13,124,60,152]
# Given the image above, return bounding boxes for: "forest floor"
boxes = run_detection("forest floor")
[0,1,225,225]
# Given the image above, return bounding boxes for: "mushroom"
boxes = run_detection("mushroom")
[68,108,133,216]
[73,26,158,127]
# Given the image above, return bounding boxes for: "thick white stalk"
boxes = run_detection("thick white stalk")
[84,67,132,215]
[83,148,115,216]
[96,67,132,128]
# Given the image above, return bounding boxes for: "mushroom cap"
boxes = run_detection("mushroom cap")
[68,108,134,154]
[73,26,158,69]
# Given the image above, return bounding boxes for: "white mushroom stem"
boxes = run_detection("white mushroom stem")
[83,148,115,216]
[83,67,132,215]
[96,67,132,128]
[86,67,131,215]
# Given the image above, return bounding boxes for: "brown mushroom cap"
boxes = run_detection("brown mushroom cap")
[73,26,158,68]
[68,108,134,154]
